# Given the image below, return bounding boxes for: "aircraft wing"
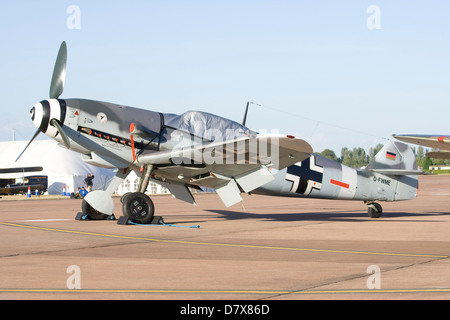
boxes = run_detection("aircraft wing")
[393,134,450,159]
[424,151,450,160]
[137,134,313,207]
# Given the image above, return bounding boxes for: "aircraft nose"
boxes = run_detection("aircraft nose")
[31,101,46,132]
[30,106,35,121]
[30,99,67,137]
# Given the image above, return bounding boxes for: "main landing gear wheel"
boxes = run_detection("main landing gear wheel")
[81,199,109,220]
[122,192,155,224]
[367,202,383,218]
[120,192,131,203]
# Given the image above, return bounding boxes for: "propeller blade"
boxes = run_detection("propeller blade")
[15,129,41,162]
[50,119,70,149]
[49,41,67,99]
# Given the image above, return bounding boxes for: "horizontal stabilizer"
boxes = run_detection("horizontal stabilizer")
[370,169,424,176]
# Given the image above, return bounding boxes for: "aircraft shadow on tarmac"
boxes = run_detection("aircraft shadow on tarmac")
[205,210,450,223]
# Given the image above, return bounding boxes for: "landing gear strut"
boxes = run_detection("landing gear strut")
[365,201,382,218]
[80,165,158,223]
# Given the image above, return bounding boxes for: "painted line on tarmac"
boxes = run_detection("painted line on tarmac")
[17,219,73,222]
[0,222,449,259]
[0,288,449,295]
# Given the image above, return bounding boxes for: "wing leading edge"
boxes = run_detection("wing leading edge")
[393,134,450,159]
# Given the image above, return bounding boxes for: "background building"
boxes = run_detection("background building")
[0,139,186,196]
[115,171,170,195]
[0,140,115,195]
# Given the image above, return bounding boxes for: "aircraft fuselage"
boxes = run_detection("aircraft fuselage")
[30,98,418,205]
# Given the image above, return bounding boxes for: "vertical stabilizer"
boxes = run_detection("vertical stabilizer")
[368,140,419,201]
[369,140,417,171]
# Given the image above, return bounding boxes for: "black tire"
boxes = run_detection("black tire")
[122,192,154,224]
[368,203,382,218]
[120,192,131,204]
[82,199,109,220]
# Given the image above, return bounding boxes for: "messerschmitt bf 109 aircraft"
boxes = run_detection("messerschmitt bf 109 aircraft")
[17,42,422,222]
[393,135,450,160]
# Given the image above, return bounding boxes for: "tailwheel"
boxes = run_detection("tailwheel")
[366,202,383,218]
[122,192,155,224]
[81,199,109,220]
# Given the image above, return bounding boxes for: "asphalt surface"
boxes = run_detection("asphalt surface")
[0,174,449,300]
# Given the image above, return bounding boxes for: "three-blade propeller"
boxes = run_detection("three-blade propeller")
[49,41,67,100]
[16,41,68,162]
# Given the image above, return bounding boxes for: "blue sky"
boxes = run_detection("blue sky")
[1,1,449,155]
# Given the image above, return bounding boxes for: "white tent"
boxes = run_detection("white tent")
[0,139,115,195]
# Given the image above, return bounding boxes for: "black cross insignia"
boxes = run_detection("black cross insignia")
[285,155,323,195]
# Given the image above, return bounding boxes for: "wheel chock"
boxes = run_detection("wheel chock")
[117,216,131,225]
[117,216,164,225]
[75,212,90,221]
[75,212,116,221]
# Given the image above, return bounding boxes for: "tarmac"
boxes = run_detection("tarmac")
[0,174,449,300]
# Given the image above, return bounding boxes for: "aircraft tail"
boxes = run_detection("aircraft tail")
[368,140,419,173]
[368,140,420,201]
